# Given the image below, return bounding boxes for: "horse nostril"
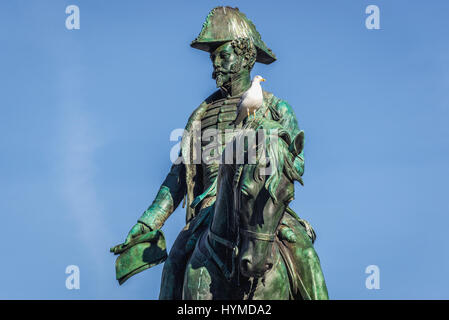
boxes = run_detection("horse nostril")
[266,263,273,270]
[241,259,251,273]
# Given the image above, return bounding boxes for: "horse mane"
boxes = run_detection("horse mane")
[236,117,303,203]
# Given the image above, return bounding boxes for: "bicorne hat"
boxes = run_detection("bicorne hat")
[191,6,276,64]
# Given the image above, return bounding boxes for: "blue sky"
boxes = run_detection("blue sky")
[0,0,448,299]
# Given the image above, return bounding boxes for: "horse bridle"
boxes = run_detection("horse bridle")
[205,162,277,282]
[206,226,277,282]
[239,228,277,242]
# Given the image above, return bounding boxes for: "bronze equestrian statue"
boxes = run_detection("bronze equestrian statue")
[111,6,329,300]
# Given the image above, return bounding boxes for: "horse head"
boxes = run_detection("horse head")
[231,118,304,278]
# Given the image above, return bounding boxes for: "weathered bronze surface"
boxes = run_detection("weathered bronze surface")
[114,230,167,285]
[111,6,329,300]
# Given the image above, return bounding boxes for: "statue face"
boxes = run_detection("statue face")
[211,42,243,88]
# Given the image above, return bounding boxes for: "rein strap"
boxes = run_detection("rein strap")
[240,228,276,242]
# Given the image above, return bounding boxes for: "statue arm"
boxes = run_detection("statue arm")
[274,100,305,176]
[111,99,210,252]
[110,161,186,254]
[134,95,213,231]
[138,162,186,230]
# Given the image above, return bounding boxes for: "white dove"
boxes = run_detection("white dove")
[234,75,266,125]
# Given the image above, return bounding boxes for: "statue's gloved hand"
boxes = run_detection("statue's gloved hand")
[278,225,298,243]
[297,218,316,243]
[124,222,151,245]
[110,222,151,255]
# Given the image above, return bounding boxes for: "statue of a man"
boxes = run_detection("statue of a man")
[112,6,328,300]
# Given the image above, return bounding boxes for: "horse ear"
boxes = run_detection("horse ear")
[289,131,304,157]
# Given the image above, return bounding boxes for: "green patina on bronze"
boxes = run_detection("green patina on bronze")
[111,6,329,300]
[191,6,276,64]
[113,230,167,285]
